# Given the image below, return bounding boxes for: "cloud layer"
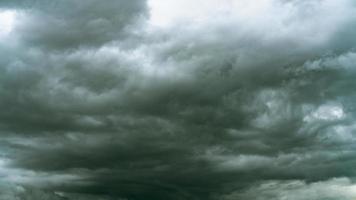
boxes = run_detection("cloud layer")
[1,0,356,199]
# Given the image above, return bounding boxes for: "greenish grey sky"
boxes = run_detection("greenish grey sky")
[1,0,356,199]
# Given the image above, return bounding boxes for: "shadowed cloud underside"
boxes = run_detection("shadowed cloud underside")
[1,0,356,199]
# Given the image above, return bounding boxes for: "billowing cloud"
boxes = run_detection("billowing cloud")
[1,0,356,199]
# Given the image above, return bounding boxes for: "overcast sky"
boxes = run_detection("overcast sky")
[1,0,356,199]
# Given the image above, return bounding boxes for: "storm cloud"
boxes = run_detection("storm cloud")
[1,0,356,199]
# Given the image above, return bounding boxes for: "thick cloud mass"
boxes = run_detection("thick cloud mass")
[1,0,356,199]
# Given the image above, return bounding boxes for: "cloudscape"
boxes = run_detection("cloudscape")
[1,0,356,199]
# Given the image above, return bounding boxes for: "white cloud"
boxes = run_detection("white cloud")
[223,178,356,200]
[0,10,16,37]
[304,103,345,122]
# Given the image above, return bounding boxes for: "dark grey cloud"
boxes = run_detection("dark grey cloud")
[2,0,147,50]
[1,0,356,199]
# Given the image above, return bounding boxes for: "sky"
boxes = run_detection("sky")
[1,0,356,199]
